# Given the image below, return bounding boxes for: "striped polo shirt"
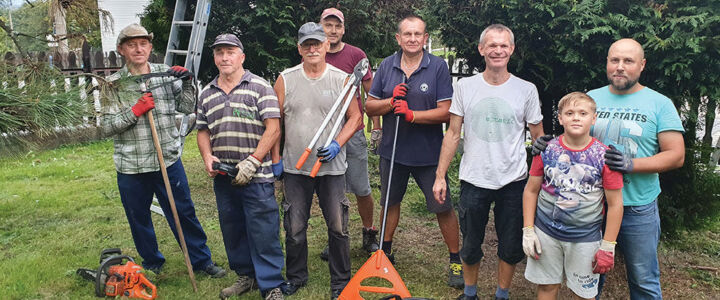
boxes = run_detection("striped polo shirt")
[197,70,280,183]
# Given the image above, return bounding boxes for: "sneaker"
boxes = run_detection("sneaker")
[386,251,395,265]
[456,294,479,300]
[331,289,342,300]
[264,287,284,300]
[201,263,227,278]
[320,245,329,261]
[362,227,380,253]
[448,262,464,289]
[219,276,257,299]
[279,281,305,296]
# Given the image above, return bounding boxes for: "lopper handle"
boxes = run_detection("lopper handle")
[309,158,322,178]
[295,148,312,169]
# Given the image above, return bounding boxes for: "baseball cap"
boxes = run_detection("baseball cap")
[210,33,244,51]
[116,23,154,46]
[298,22,326,44]
[321,8,344,23]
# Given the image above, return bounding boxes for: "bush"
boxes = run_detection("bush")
[659,147,720,237]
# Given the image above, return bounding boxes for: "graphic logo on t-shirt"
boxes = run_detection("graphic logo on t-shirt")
[470,97,516,142]
[592,106,645,159]
[420,83,429,92]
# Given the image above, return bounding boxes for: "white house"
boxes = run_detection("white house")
[97,0,152,54]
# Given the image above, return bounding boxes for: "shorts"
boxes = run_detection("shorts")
[457,180,525,265]
[524,228,601,299]
[378,158,452,214]
[344,130,372,197]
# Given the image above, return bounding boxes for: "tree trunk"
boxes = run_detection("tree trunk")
[702,96,717,163]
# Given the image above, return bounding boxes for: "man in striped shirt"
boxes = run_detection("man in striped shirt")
[196,34,284,300]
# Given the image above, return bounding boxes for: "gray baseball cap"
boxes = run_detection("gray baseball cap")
[210,33,244,51]
[298,22,326,44]
[117,24,154,46]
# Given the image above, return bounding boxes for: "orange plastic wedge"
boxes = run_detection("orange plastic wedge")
[338,250,411,300]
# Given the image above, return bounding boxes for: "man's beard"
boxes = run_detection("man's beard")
[608,74,638,91]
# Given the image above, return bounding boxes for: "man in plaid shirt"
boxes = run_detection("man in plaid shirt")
[100,23,225,277]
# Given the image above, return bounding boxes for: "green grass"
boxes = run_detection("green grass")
[1,132,719,299]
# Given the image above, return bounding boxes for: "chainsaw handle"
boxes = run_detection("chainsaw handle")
[134,274,157,300]
[309,158,322,178]
[295,148,312,169]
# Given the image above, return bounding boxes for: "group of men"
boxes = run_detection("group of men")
[101,6,684,300]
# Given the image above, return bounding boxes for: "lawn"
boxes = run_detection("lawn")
[0,133,718,299]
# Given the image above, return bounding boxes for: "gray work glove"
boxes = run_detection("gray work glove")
[232,155,261,186]
[605,145,634,174]
[531,135,553,156]
[370,129,382,151]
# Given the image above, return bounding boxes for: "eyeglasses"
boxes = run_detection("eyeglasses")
[300,42,323,51]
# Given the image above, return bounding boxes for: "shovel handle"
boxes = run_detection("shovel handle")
[309,158,322,178]
[295,148,312,169]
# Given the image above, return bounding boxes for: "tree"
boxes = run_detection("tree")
[141,0,423,81]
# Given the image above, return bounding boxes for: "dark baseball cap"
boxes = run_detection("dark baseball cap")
[298,22,326,44]
[210,33,244,51]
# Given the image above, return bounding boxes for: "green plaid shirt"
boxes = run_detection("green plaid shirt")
[100,63,195,174]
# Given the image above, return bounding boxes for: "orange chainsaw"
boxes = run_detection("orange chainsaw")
[77,248,157,299]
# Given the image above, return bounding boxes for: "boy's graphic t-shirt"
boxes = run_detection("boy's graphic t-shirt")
[529,136,623,242]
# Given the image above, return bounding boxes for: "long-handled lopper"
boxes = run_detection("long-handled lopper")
[137,74,198,292]
[294,58,369,176]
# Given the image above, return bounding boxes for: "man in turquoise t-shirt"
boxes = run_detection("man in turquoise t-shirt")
[588,38,685,299]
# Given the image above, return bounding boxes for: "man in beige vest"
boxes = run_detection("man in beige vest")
[272,22,361,300]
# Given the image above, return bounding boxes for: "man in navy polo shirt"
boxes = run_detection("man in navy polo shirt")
[366,14,462,289]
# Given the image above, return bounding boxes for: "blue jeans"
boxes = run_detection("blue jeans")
[213,176,284,293]
[116,159,213,271]
[597,199,662,299]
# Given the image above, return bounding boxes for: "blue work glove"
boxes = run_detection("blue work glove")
[272,159,284,179]
[605,144,634,174]
[317,140,341,163]
[531,135,553,156]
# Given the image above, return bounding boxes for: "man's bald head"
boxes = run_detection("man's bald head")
[608,38,644,60]
[606,38,646,94]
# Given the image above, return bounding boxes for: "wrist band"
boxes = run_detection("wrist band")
[250,154,260,161]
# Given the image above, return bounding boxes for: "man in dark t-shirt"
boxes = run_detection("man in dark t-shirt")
[317,8,381,258]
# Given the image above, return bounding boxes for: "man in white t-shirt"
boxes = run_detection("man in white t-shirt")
[433,24,545,300]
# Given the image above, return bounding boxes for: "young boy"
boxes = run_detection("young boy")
[522,92,623,299]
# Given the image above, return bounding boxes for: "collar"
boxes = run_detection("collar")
[391,49,431,72]
[209,69,252,90]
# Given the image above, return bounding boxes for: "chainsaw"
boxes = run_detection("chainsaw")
[77,248,157,299]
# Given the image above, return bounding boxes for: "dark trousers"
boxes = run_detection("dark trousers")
[117,159,212,270]
[214,176,285,292]
[282,173,350,290]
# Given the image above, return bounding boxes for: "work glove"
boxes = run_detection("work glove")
[531,135,553,156]
[522,226,542,260]
[272,159,284,180]
[232,155,261,186]
[168,65,193,80]
[131,93,155,117]
[592,240,616,274]
[393,100,415,123]
[317,140,341,163]
[605,145,634,174]
[391,83,408,104]
[370,129,382,151]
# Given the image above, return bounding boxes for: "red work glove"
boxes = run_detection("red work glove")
[168,65,193,80]
[131,93,155,117]
[592,240,616,274]
[391,83,408,104]
[393,100,415,122]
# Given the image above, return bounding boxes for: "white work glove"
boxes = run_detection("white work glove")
[232,155,261,186]
[370,129,382,151]
[592,240,617,274]
[522,226,542,260]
